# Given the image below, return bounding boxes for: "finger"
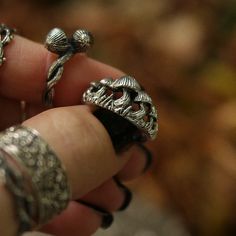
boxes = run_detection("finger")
[41,201,103,236]
[23,105,130,199]
[0,98,45,130]
[0,36,123,104]
[1,105,152,182]
[79,179,127,212]
[78,145,153,212]
[0,97,21,130]
[116,144,153,181]
[77,147,152,213]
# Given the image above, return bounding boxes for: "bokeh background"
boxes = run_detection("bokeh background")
[2,0,236,235]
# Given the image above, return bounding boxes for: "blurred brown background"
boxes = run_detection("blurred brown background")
[2,0,236,235]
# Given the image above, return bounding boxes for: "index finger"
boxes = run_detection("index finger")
[0,35,123,106]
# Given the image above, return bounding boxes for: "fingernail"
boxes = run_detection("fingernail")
[77,200,114,229]
[137,144,153,173]
[94,108,143,153]
[101,213,114,229]
[78,200,107,213]
[113,178,133,211]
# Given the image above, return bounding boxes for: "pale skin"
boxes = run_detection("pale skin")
[0,36,150,236]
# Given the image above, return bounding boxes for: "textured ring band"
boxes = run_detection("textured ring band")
[0,126,70,233]
[0,23,15,66]
[43,28,94,106]
[83,76,158,140]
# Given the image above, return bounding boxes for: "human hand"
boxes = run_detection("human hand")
[0,35,153,236]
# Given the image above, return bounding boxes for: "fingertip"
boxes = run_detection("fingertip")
[117,145,153,181]
[113,178,133,211]
[41,201,102,236]
[137,144,153,173]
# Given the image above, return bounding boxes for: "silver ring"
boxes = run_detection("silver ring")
[43,28,94,106]
[0,126,70,232]
[0,23,16,66]
[83,76,158,140]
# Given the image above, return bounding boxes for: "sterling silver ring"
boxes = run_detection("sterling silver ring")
[0,23,16,66]
[43,28,94,106]
[0,126,70,233]
[83,76,158,140]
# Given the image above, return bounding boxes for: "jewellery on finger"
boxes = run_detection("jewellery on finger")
[83,76,158,140]
[43,28,94,106]
[0,23,16,66]
[0,126,70,234]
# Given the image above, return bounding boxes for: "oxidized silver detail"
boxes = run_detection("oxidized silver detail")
[43,28,94,106]
[0,126,70,227]
[45,28,70,54]
[72,29,94,52]
[0,24,16,66]
[83,76,158,140]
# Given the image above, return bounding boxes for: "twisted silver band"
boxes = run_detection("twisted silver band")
[83,76,158,140]
[0,23,15,66]
[43,28,94,106]
[43,52,73,106]
[0,126,70,234]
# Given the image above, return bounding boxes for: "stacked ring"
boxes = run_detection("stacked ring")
[0,126,70,234]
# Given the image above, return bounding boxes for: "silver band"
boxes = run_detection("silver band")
[0,126,70,232]
[0,23,15,66]
[43,28,94,106]
[83,76,158,140]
